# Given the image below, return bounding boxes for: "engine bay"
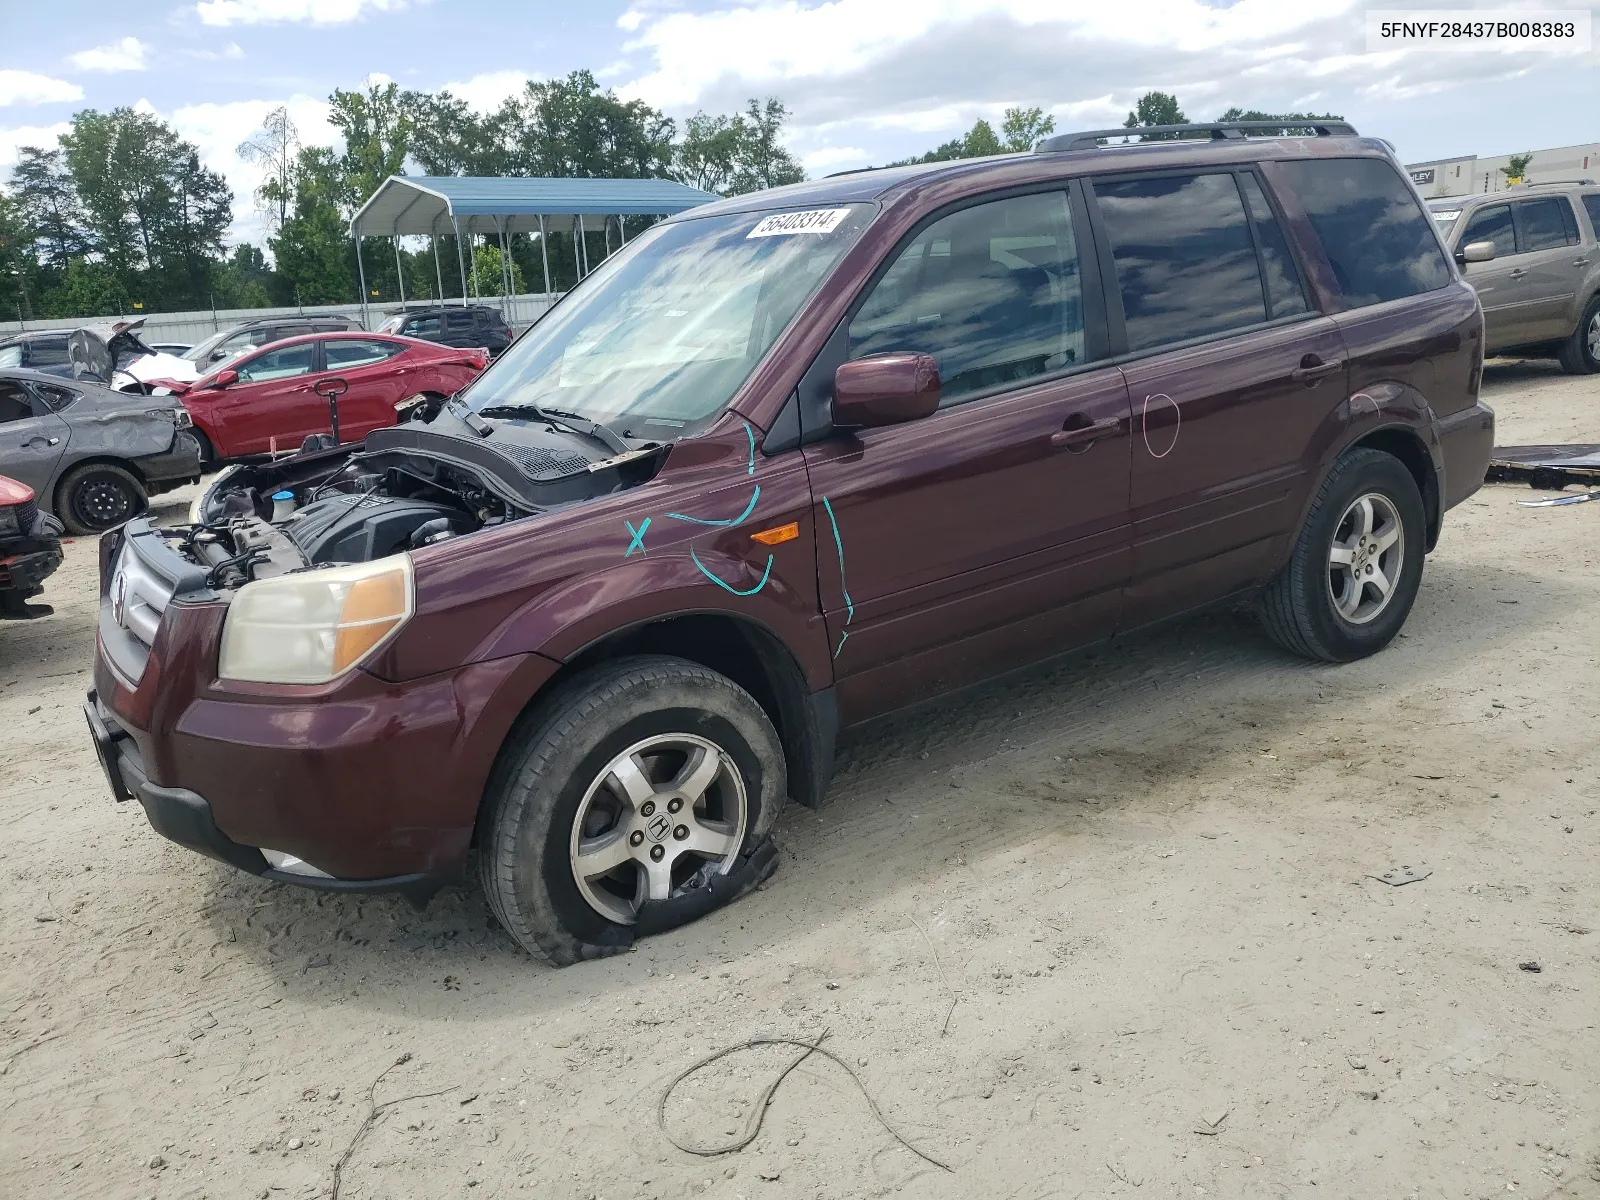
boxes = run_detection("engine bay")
[178,405,667,589]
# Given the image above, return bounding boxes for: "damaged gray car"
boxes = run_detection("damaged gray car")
[0,369,201,535]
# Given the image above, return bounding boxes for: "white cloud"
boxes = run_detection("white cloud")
[196,0,403,27]
[163,95,336,244]
[439,70,531,113]
[615,0,1583,170]
[800,145,870,173]
[69,37,150,73]
[0,123,72,169]
[0,70,83,107]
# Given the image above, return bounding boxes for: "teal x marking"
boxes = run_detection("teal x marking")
[624,517,651,557]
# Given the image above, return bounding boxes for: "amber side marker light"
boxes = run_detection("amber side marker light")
[750,522,799,546]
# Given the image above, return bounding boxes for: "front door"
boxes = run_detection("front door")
[1456,203,1524,347]
[801,187,1133,723]
[223,340,322,456]
[316,338,408,442]
[0,380,69,496]
[1511,196,1585,342]
[1089,167,1349,624]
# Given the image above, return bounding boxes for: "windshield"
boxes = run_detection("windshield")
[459,203,875,436]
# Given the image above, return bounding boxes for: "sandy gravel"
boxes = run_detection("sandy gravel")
[1,360,1597,1200]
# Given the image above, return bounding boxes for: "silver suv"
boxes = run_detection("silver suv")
[1428,182,1600,373]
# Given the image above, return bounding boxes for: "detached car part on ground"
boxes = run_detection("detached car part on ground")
[0,474,64,618]
[0,369,201,535]
[86,122,1494,965]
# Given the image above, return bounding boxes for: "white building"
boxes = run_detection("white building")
[1405,142,1600,199]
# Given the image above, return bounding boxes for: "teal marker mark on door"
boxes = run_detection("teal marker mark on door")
[744,422,756,474]
[624,517,650,557]
[667,485,760,527]
[690,547,773,596]
[821,494,853,656]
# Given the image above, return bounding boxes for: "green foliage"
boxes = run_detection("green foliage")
[41,257,124,318]
[1501,152,1534,182]
[1123,91,1187,140]
[675,98,805,195]
[472,242,524,296]
[1001,106,1056,153]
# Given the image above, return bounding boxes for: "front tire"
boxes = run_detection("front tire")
[1258,448,1426,663]
[1557,294,1600,375]
[56,462,147,535]
[477,656,786,965]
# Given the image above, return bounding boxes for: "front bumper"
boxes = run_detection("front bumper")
[0,546,64,599]
[85,687,442,900]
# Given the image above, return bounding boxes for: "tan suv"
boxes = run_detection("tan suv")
[1428,182,1600,373]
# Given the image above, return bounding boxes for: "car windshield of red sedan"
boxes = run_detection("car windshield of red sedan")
[460,203,875,435]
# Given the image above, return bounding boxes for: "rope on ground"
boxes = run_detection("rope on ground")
[330,1052,456,1200]
[657,1028,952,1173]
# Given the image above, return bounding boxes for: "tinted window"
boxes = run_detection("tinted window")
[1560,198,1580,243]
[1239,173,1310,320]
[30,383,77,412]
[0,382,34,423]
[1584,194,1600,235]
[28,337,70,367]
[849,190,1085,405]
[236,343,316,383]
[1094,172,1266,351]
[1276,158,1452,307]
[445,311,477,332]
[1460,205,1515,257]
[405,315,443,337]
[324,339,401,369]
[1518,198,1578,252]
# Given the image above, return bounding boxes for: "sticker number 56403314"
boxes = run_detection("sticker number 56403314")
[747,209,851,238]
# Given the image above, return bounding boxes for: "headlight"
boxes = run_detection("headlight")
[0,507,19,538]
[218,557,414,684]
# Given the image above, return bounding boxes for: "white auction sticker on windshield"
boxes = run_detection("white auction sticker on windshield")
[747,208,851,238]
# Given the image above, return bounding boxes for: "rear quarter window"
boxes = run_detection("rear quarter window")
[1276,158,1452,308]
[1583,194,1600,236]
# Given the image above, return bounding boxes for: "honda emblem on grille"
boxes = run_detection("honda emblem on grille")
[111,568,128,627]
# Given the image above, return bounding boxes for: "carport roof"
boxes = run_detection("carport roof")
[351,175,720,237]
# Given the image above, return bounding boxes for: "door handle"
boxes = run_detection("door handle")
[1509,268,1527,278]
[1050,417,1120,449]
[1575,258,1591,267]
[1291,354,1345,384]
[22,436,60,448]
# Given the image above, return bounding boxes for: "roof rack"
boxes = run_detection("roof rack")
[1511,178,1596,188]
[1035,120,1360,154]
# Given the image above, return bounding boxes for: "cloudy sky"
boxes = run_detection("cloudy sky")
[1,0,1591,245]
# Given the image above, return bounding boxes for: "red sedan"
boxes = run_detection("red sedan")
[178,332,487,461]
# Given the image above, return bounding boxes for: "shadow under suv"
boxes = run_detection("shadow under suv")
[86,121,1493,965]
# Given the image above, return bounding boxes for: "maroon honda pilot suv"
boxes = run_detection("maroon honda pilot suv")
[85,122,1493,965]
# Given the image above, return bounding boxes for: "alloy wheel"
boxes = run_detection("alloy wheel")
[1326,491,1405,625]
[1587,311,1600,364]
[568,733,748,925]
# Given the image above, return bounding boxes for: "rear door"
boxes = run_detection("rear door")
[1454,203,1523,346]
[0,379,70,496]
[801,185,1133,721]
[1088,166,1347,625]
[317,337,407,441]
[1510,196,1585,341]
[222,340,323,455]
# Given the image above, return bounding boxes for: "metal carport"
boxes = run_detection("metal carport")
[349,176,719,327]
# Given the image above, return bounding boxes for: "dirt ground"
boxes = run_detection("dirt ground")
[2,360,1597,1200]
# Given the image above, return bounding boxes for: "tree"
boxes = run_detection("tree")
[269,146,356,305]
[1501,152,1533,184]
[0,193,34,320]
[403,90,509,177]
[237,106,300,233]
[1001,106,1055,153]
[1216,107,1345,135]
[1125,90,1186,133]
[727,99,805,194]
[675,110,742,193]
[472,242,523,296]
[9,147,92,274]
[328,82,412,209]
[504,70,676,179]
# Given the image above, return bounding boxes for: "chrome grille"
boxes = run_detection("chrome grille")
[110,542,176,649]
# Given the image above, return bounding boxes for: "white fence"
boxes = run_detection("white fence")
[0,292,561,345]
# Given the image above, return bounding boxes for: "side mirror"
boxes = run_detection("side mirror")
[1458,240,1496,265]
[832,353,941,430]
[209,368,239,388]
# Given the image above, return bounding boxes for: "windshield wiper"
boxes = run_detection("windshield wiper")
[476,403,631,455]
